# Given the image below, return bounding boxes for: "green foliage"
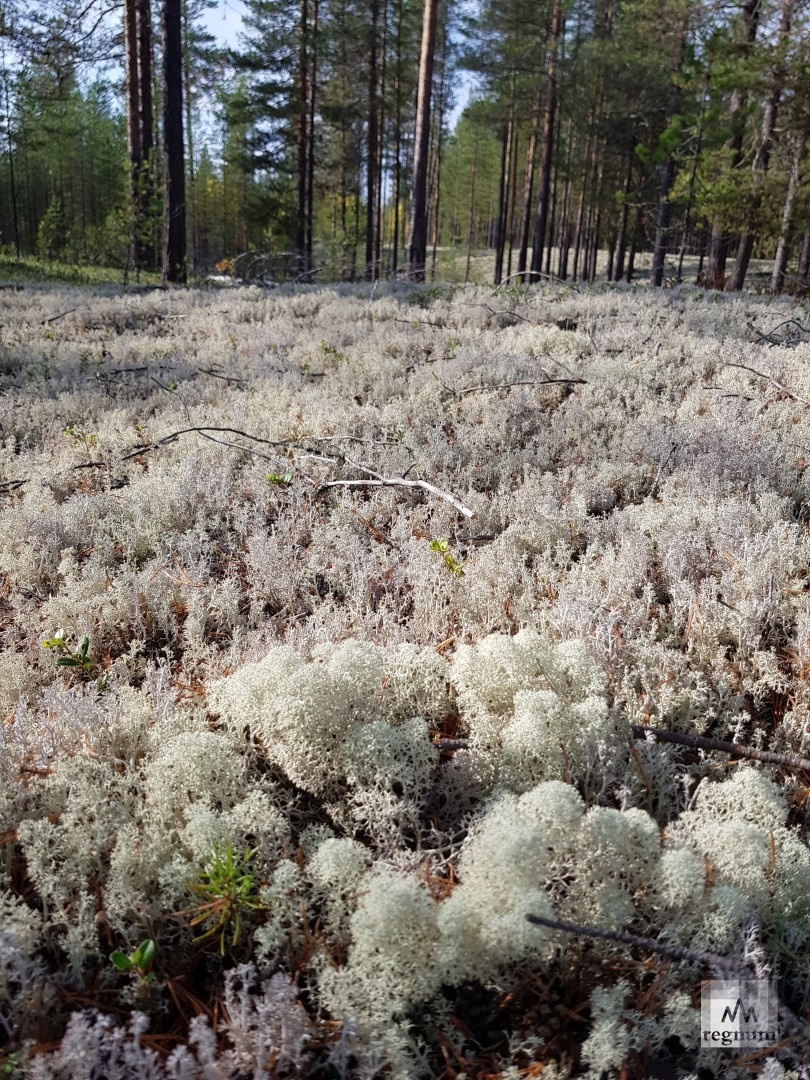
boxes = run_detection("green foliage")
[41,631,95,675]
[109,939,157,1004]
[183,843,265,955]
[430,536,465,577]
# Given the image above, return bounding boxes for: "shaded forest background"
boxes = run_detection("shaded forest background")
[0,0,808,291]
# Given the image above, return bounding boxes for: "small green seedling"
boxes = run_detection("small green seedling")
[110,939,156,978]
[42,631,95,674]
[181,843,265,955]
[63,425,97,453]
[430,537,465,577]
[110,939,156,1003]
[266,472,293,487]
[321,342,348,363]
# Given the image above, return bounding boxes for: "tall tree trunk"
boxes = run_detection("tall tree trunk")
[796,230,810,293]
[727,0,794,291]
[464,130,479,283]
[429,15,448,281]
[493,91,515,285]
[0,39,20,256]
[505,119,519,280]
[675,73,708,283]
[306,0,318,275]
[390,0,403,276]
[651,157,675,287]
[124,0,155,269]
[162,0,186,283]
[374,0,387,277]
[651,14,688,288]
[770,128,805,293]
[182,0,197,274]
[704,0,762,289]
[529,0,562,281]
[613,153,633,281]
[557,116,576,279]
[365,0,379,279]
[517,84,541,280]
[408,0,438,281]
[295,0,309,276]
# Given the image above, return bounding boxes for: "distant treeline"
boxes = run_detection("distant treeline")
[0,0,808,290]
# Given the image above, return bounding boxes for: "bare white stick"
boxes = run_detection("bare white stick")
[319,476,474,518]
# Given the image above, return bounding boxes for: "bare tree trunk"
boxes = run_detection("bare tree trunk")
[557,117,576,279]
[182,0,197,274]
[796,230,810,293]
[365,0,379,279]
[529,0,562,282]
[374,0,387,277]
[704,0,762,289]
[0,38,21,255]
[429,16,447,281]
[408,0,438,280]
[127,0,155,268]
[505,118,519,279]
[771,128,805,293]
[517,84,541,280]
[390,0,403,276]
[307,0,318,274]
[464,130,479,283]
[294,0,309,276]
[162,0,186,283]
[728,0,794,292]
[675,73,708,284]
[494,87,515,285]
[651,14,688,288]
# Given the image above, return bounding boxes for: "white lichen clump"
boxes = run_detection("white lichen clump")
[2,281,810,1077]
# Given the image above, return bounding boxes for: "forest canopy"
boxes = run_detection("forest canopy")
[0,0,808,288]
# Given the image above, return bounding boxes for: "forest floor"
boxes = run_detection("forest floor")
[1,277,810,1078]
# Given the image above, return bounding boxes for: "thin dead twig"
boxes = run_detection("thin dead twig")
[724,362,810,407]
[42,308,77,324]
[633,724,810,773]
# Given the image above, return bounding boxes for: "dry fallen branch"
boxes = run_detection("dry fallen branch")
[525,912,746,973]
[633,724,810,773]
[748,318,810,348]
[456,376,587,396]
[318,476,474,518]
[724,362,810,407]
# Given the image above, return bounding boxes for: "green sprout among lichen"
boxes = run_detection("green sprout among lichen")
[266,472,293,486]
[430,537,465,577]
[42,630,95,674]
[182,843,265,955]
[110,939,156,1003]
